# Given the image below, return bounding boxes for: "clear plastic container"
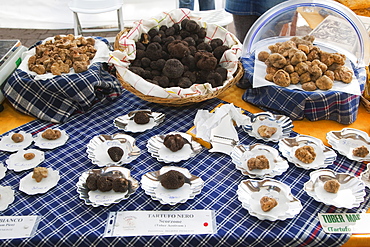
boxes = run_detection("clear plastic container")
[242,0,370,68]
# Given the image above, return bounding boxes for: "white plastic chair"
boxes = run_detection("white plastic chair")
[176,0,233,28]
[68,0,124,36]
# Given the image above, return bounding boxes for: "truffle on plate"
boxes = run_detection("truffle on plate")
[24,153,35,160]
[133,111,150,124]
[11,133,24,143]
[260,196,278,212]
[163,134,186,152]
[32,167,48,182]
[86,173,99,191]
[324,179,340,193]
[107,147,124,162]
[295,145,316,164]
[247,155,270,170]
[352,146,369,158]
[42,129,62,140]
[112,177,130,192]
[159,170,186,189]
[257,125,277,138]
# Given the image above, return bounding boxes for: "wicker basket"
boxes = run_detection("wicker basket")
[113,29,244,107]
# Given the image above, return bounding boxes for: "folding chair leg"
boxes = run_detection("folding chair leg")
[73,12,82,36]
[117,7,124,31]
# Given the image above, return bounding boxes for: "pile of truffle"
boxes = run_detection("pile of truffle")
[128,19,230,89]
[85,171,131,193]
[258,35,353,91]
[28,34,97,75]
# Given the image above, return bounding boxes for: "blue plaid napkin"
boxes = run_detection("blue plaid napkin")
[2,38,123,123]
[238,55,366,124]
[0,90,369,247]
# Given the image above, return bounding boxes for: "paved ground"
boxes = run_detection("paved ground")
[0,28,120,47]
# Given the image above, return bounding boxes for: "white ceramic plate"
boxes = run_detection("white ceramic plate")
[0,186,15,211]
[0,162,7,180]
[147,132,202,163]
[19,168,60,195]
[6,149,45,172]
[114,109,165,133]
[237,178,302,221]
[76,166,139,207]
[0,131,33,152]
[34,129,69,149]
[278,135,337,170]
[141,166,204,205]
[326,128,370,162]
[360,163,370,189]
[242,112,293,142]
[231,144,289,178]
[86,134,141,167]
[304,169,366,209]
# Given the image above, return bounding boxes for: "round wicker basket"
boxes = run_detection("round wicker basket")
[113,29,244,107]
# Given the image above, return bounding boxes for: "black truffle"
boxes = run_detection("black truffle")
[133,111,150,124]
[86,173,99,191]
[112,177,130,192]
[97,176,114,192]
[159,170,186,189]
[107,147,124,162]
[195,51,218,71]
[163,134,186,152]
[162,59,184,78]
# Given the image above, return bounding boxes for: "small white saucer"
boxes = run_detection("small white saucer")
[0,131,33,152]
[0,162,7,180]
[147,132,202,163]
[19,168,60,195]
[242,112,293,142]
[86,134,141,167]
[6,149,45,172]
[34,129,69,149]
[0,186,15,211]
[141,166,204,205]
[114,109,165,133]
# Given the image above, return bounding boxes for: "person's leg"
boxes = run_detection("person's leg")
[232,14,258,43]
[179,0,195,10]
[198,0,215,11]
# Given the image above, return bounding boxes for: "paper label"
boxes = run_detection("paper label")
[104,210,216,237]
[0,216,41,239]
[318,213,370,234]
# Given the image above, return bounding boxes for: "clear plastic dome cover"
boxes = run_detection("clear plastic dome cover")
[242,0,370,67]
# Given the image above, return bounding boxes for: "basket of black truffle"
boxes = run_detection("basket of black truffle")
[111,8,243,106]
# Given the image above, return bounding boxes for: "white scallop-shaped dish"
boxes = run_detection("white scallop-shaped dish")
[6,149,45,172]
[278,135,337,170]
[19,168,60,195]
[242,112,293,142]
[76,166,139,207]
[86,134,141,167]
[0,162,7,180]
[326,128,370,162]
[304,169,366,209]
[34,129,69,149]
[141,166,204,205]
[147,132,202,163]
[360,163,370,189]
[0,186,15,211]
[0,131,33,152]
[237,178,302,221]
[114,109,165,133]
[231,144,289,178]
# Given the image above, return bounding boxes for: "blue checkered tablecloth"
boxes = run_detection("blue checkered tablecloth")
[0,90,369,247]
[238,55,366,124]
[2,38,123,124]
